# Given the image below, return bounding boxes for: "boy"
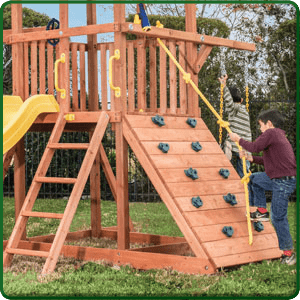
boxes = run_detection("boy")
[218,74,252,178]
[229,109,297,265]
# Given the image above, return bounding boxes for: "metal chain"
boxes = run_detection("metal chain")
[219,84,224,145]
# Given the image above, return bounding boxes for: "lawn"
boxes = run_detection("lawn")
[2,197,298,299]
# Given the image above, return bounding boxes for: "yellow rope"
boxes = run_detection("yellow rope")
[219,84,224,145]
[157,37,253,245]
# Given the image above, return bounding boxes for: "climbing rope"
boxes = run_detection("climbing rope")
[156,32,253,245]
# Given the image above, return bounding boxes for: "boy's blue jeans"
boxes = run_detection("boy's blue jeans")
[248,172,296,251]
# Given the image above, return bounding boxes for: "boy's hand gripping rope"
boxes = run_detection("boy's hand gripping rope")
[156,35,253,245]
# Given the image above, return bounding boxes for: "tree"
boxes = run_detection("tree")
[2,4,51,94]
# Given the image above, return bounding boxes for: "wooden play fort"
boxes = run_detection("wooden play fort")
[3,4,281,275]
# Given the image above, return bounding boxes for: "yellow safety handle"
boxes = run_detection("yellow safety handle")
[109,49,121,98]
[54,53,66,99]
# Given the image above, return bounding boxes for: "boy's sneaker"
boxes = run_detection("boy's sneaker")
[250,210,269,221]
[281,252,296,265]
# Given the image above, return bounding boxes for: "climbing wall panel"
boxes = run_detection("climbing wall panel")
[124,114,282,269]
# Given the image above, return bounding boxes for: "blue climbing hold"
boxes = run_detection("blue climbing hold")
[186,118,197,128]
[219,168,230,179]
[191,196,203,208]
[254,221,264,232]
[191,141,202,152]
[158,143,169,153]
[223,193,237,206]
[184,168,198,180]
[152,115,165,127]
[222,226,234,237]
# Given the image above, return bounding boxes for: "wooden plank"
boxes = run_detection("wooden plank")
[132,128,216,142]
[123,117,211,260]
[22,211,64,219]
[137,40,146,111]
[47,43,54,95]
[109,43,115,111]
[100,44,108,111]
[150,154,233,169]
[127,42,135,112]
[8,240,216,274]
[159,166,240,182]
[48,143,89,150]
[87,3,98,111]
[71,43,79,111]
[193,221,278,243]
[31,41,38,95]
[6,248,49,257]
[169,180,244,197]
[178,41,187,114]
[184,207,250,227]
[169,41,177,114]
[141,141,224,155]
[7,23,119,44]
[79,44,86,111]
[159,40,167,114]
[149,39,157,112]
[203,233,279,258]
[175,193,246,212]
[39,41,46,94]
[121,23,256,52]
[193,45,213,73]
[126,114,209,129]
[213,248,282,268]
[35,177,77,184]
[23,42,29,99]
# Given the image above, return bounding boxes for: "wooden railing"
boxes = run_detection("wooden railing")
[21,38,194,116]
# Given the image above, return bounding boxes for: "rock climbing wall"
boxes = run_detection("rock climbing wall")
[123,114,282,269]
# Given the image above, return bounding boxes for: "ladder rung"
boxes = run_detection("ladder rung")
[48,143,89,150]
[35,177,77,184]
[6,248,49,257]
[22,211,64,219]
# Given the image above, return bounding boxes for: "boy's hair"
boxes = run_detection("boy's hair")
[257,109,284,128]
[228,86,242,103]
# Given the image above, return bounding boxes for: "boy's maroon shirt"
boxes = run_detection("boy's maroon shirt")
[239,128,297,179]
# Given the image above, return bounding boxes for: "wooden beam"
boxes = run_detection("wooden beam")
[121,23,256,52]
[6,23,119,44]
[4,240,215,274]
[193,45,213,74]
[114,4,130,251]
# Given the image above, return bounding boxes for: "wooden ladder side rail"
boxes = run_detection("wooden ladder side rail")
[41,112,110,275]
[122,117,215,269]
[3,112,67,269]
[99,144,135,232]
[3,145,17,181]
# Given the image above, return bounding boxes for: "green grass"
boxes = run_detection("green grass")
[2,198,298,298]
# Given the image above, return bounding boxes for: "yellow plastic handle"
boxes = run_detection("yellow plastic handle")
[109,49,121,98]
[54,53,66,99]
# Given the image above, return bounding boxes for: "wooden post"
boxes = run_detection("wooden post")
[185,4,198,117]
[87,3,101,237]
[11,4,26,239]
[114,3,130,250]
[58,4,70,112]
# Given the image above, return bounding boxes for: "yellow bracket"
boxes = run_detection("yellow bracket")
[109,49,121,98]
[64,114,75,121]
[54,53,66,99]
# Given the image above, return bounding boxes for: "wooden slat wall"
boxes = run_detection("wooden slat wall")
[20,39,192,115]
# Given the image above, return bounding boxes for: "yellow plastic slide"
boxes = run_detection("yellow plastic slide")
[3,94,60,154]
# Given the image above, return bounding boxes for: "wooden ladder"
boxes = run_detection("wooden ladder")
[3,111,110,275]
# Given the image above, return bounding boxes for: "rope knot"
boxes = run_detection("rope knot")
[217,119,230,129]
[182,73,191,84]
[241,171,252,184]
